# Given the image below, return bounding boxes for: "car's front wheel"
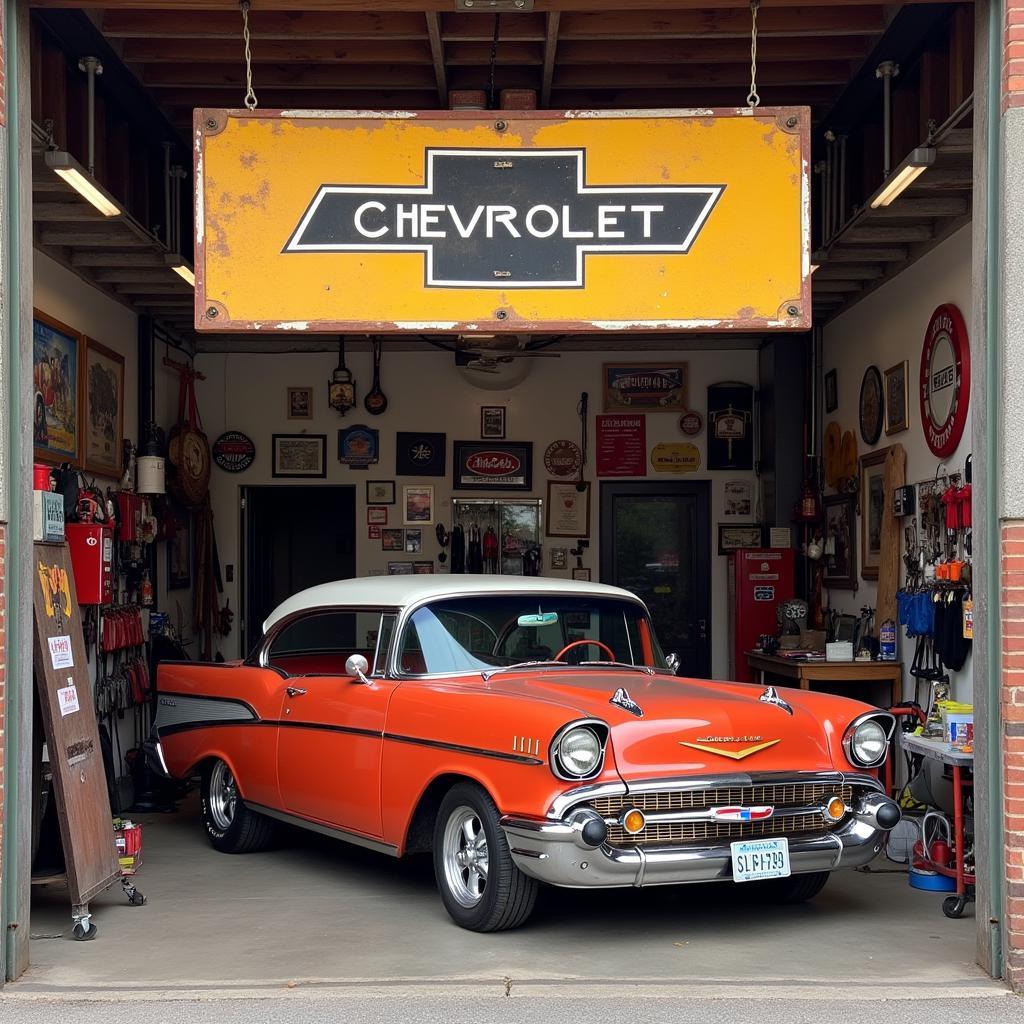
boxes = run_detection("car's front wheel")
[433,782,538,932]
[201,758,276,854]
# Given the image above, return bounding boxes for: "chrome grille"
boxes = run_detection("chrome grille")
[589,782,855,849]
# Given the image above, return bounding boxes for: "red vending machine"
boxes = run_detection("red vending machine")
[728,548,796,682]
[65,523,114,605]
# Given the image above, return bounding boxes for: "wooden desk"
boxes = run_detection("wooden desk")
[745,652,901,708]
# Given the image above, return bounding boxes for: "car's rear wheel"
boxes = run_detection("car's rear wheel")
[433,782,538,932]
[752,870,830,904]
[201,758,276,854]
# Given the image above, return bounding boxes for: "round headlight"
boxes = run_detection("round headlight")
[557,727,602,778]
[849,718,888,767]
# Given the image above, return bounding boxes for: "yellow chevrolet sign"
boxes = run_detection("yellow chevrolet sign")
[195,108,809,333]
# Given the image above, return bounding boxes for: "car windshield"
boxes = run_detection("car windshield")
[396,594,669,676]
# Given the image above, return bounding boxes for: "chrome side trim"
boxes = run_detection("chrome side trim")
[244,802,399,857]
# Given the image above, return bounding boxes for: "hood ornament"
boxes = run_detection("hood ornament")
[609,687,643,718]
[759,685,794,716]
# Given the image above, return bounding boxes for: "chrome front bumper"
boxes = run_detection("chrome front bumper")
[501,776,899,889]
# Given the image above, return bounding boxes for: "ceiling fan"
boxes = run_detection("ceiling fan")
[454,335,562,390]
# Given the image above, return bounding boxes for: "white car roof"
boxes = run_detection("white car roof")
[263,575,643,634]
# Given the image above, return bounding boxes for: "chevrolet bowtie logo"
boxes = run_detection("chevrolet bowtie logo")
[284,149,724,288]
[679,739,781,760]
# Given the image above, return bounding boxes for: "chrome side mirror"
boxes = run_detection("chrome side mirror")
[345,654,371,685]
[666,652,680,675]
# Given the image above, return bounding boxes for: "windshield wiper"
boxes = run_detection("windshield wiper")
[480,660,568,681]
[579,661,658,675]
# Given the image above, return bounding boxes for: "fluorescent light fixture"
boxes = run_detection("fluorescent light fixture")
[164,253,196,287]
[868,147,936,209]
[44,150,122,217]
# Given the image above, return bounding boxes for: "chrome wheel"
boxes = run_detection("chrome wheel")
[442,806,489,908]
[208,760,238,831]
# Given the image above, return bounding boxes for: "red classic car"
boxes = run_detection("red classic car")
[147,576,901,931]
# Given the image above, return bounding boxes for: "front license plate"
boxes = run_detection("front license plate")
[730,838,791,882]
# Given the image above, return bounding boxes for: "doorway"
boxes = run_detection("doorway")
[241,486,357,653]
[600,481,712,678]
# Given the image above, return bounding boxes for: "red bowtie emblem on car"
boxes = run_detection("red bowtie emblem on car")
[712,806,774,821]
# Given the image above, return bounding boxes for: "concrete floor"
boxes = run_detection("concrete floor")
[13,795,999,999]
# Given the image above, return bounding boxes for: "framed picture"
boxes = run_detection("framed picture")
[272,434,327,478]
[546,481,590,538]
[366,480,395,505]
[708,382,754,470]
[859,365,884,445]
[381,528,405,551]
[83,337,125,478]
[453,441,532,491]
[480,406,507,440]
[822,494,857,590]
[824,369,838,414]
[367,506,388,525]
[396,431,446,476]
[723,479,752,517]
[718,523,763,554]
[338,424,379,469]
[287,386,313,420]
[413,561,435,574]
[388,561,414,575]
[403,485,434,525]
[550,547,568,570]
[572,567,592,582]
[860,447,891,581]
[33,310,83,466]
[167,510,191,590]
[884,361,910,435]
[405,528,422,553]
[368,524,382,540]
[603,362,687,412]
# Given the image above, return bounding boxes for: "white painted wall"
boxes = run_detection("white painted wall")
[822,225,973,702]
[193,347,760,674]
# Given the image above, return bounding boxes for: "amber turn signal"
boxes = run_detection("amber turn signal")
[824,797,847,823]
[622,809,646,834]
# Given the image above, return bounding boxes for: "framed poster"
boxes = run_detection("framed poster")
[546,481,590,538]
[707,382,754,470]
[366,480,395,504]
[572,567,592,582]
[287,386,314,420]
[396,431,446,476]
[824,369,838,414]
[603,363,687,412]
[413,561,435,574]
[823,493,857,590]
[403,485,434,525]
[859,447,890,581]
[381,528,405,551]
[718,523,763,554]
[33,310,83,466]
[453,441,532,491]
[388,561,414,575]
[271,434,326,478]
[723,480,753,516]
[884,361,909,435]
[167,510,192,590]
[367,506,388,525]
[83,337,125,478]
[405,528,422,553]
[480,406,506,440]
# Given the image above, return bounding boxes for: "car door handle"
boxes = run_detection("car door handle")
[286,686,307,698]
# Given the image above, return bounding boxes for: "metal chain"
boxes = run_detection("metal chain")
[240,0,258,110]
[746,0,760,109]
[488,13,502,109]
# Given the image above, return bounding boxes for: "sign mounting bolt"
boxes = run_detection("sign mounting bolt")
[495,309,509,321]
[495,120,508,132]
[786,116,798,128]
[786,305,799,316]
[205,117,218,130]
[206,306,219,318]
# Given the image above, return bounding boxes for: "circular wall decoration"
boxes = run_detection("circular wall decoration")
[212,431,256,473]
[543,439,583,478]
[859,366,884,445]
[679,410,704,436]
[920,303,970,458]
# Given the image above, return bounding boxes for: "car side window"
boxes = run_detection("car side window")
[268,611,361,676]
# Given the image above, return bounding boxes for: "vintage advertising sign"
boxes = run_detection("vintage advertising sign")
[195,108,810,334]
[596,414,647,477]
[920,304,970,458]
[603,362,688,412]
[651,442,701,474]
[212,430,256,473]
[453,442,533,491]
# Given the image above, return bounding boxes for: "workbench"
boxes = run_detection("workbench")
[745,651,902,708]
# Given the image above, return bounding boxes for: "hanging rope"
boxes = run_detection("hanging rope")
[746,0,760,109]
[488,13,502,110]
[240,0,258,110]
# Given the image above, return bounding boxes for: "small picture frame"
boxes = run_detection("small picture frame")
[413,561,435,574]
[823,493,857,590]
[272,434,326,478]
[367,506,388,525]
[824,369,838,414]
[287,386,314,420]
[388,561,414,575]
[550,547,568,570]
[480,405,507,440]
[368,524,382,540]
[381,528,405,551]
[167,509,191,590]
[403,485,434,526]
[884,360,910,435]
[860,447,891,581]
[572,567,592,582]
[405,528,422,553]
[718,523,763,554]
[83,336,125,478]
[366,479,396,505]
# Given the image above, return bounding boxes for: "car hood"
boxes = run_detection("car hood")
[486,669,846,779]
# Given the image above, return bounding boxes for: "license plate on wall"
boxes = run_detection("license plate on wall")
[730,838,791,882]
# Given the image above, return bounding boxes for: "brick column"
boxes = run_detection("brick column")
[1005,3,1024,112]
[0,524,5,871]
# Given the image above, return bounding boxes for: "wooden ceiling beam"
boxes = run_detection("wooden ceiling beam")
[553,35,873,65]
[141,62,440,90]
[541,12,560,109]
[71,252,171,267]
[40,1,951,9]
[161,89,443,110]
[444,41,543,66]
[552,60,854,90]
[121,37,436,64]
[424,11,448,105]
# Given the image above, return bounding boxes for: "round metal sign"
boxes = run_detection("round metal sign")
[679,410,703,436]
[543,440,583,478]
[920,303,970,458]
[212,431,256,473]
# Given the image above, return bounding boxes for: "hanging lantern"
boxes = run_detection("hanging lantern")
[328,337,356,416]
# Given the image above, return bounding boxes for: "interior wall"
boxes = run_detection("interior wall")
[822,224,973,701]
[193,347,761,675]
